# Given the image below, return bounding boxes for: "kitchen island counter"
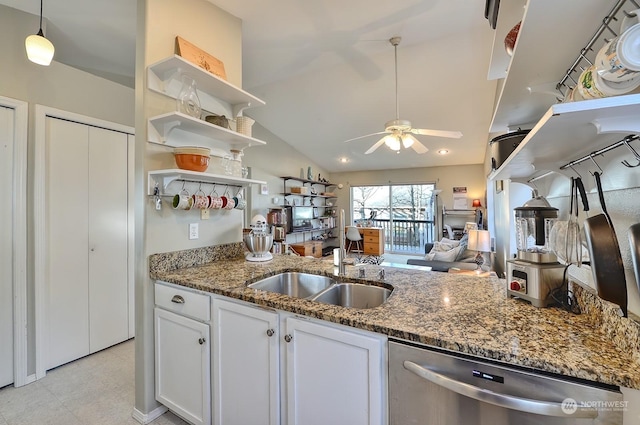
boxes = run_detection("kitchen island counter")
[150,244,640,390]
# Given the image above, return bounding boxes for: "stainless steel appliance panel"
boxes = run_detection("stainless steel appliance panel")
[389,340,622,425]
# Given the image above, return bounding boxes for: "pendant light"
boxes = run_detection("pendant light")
[25,0,55,66]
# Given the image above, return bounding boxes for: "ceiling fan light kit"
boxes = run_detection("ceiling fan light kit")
[344,36,462,154]
[25,0,55,66]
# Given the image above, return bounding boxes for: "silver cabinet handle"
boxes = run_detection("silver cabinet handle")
[284,334,292,342]
[266,329,275,337]
[403,361,598,419]
[198,337,206,345]
[171,295,185,304]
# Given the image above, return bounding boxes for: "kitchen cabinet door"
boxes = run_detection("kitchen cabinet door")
[155,307,210,425]
[284,316,386,425]
[212,298,280,425]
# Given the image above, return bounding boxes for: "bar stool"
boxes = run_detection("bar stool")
[346,226,363,254]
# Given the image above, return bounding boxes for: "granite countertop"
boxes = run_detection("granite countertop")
[150,245,640,390]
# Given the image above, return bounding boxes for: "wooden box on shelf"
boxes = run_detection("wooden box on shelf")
[290,242,323,258]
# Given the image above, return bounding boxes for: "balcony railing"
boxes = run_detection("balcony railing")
[366,218,435,254]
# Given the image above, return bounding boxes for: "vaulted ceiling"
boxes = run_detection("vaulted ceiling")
[4,0,498,172]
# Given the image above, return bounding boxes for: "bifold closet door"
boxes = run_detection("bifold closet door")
[87,126,128,353]
[46,117,129,369]
[0,106,15,386]
[47,118,90,369]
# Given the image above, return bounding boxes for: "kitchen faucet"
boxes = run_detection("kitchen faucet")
[338,209,346,276]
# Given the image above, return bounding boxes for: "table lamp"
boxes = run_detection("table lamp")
[468,230,491,272]
[472,199,482,208]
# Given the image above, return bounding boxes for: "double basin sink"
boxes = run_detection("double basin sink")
[247,272,392,309]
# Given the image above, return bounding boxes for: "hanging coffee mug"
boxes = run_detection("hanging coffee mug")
[172,189,192,210]
[234,196,246,210]
[192,189,209,209]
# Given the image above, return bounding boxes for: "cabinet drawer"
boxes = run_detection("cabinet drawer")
[363,235,379,244]
[155,282,210,322]
[363,245,381,255]
[363,229,380,237]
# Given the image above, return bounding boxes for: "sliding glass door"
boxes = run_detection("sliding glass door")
[351,183,436,254]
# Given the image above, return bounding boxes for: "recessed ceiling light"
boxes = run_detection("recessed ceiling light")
[437,149,449,155]
[339,157,349,163]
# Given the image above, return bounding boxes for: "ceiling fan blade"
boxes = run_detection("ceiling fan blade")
[343,131,388,143]
[364,138,386,154]
[410,139,429,154]
[411,128,463,139]
[402,134,428,154]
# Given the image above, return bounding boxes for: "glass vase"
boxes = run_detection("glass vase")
[176,75,202,118]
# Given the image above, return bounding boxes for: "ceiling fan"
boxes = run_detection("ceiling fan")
[345,36,462,154]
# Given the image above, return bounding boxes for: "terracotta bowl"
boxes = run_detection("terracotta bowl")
[504,21,521,56]
[173,146,211,172]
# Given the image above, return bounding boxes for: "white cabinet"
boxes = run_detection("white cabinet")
[46,116,132,369]
[211,297,387,425]
[155,283,211,425]
[284,316,387,425]
[211,298,280,425]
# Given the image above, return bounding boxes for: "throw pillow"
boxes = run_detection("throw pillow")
[455,233,473,262]
[432,246,462,262]
[439,237,461,247]
[432,241,458,252]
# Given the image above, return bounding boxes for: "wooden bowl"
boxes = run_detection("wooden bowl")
[173,146,210,172]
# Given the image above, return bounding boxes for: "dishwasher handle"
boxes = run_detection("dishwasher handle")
[403,361,598,419]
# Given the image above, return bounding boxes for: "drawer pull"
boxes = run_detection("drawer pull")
[266,329,275,337]
[171,295,185,304]
[198,337,206,345]
[284,334,293,343]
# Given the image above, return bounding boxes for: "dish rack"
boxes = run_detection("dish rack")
[556,0,640,99]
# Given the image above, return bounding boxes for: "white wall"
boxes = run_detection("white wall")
[0,4,134,379]
[0,6,134,127]
[243,122,330,220]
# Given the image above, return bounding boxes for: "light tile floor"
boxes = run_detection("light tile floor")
[0,339,187,425]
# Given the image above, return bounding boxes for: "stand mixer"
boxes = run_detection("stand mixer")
[244,215,274,262]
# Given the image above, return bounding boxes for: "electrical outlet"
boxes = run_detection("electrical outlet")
[189,223,199,240]
[201,209,210,220]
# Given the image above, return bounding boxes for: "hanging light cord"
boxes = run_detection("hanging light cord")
[37,0,45,36]
[393,42,399,121]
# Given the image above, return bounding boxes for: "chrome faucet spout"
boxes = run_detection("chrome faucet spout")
[338,209,346,276]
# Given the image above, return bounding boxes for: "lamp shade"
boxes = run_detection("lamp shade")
[25,32,55,66]
[468,230,491,252]
[472,199,482,208]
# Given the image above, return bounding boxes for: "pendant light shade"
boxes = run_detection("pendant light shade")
[25,0,54,66]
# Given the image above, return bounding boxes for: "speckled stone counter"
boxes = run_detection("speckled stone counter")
[149,243,640,390]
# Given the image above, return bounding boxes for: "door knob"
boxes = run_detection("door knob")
[266,329,275,337]
[284,334,292,342]
[198,337,206,345]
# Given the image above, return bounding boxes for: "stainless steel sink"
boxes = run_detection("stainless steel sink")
[248,272,335,298]
[310,283,392,309]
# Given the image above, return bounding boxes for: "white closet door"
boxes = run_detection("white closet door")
[47,117,90,369]
[88,126,129,353]
[0,106,15,386]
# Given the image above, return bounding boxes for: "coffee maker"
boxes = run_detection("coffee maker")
[506,193,565,307]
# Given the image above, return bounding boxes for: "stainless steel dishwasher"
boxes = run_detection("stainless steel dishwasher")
[389,340,623,424]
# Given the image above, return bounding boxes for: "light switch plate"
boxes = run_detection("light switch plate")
[189,223,199,240]
[201,209,210,220]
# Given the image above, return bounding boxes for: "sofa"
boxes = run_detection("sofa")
[406,235,483,272]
